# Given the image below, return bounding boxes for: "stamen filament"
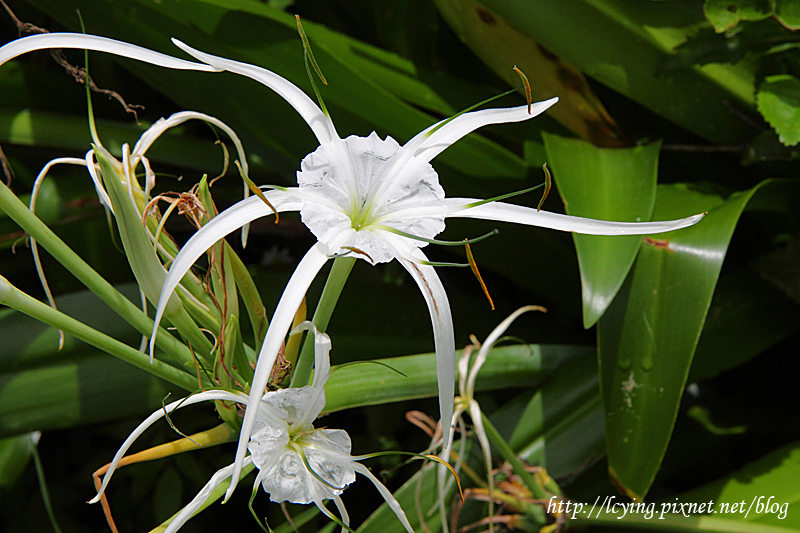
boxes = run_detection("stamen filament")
[426,87,519,138]
[235,161,279,222]
[296,15,330,118]
[463,183,543,209]
[376,226,499,247]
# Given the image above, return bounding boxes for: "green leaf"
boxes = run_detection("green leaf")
[665,22,800,70]
[704,0,772,33]
[774,0,800,30]
[758,75,800,146]
[479,0,760,144]
[323,343,590,414]
[597,179,797,500]
[432,0,624,146]
[503,352,605,480]
[690,269,800,382]
[675,441,800,528]
[543,134,659,329]
[0,286,175,437]
[0,433,34,490]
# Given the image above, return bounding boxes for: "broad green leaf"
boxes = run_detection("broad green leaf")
[675,441,800,529]
[544,134,659,329]
[0,287,174,437]
[665,22,799,69]
[774,0,800,30]
[597,179,794,500]
[704,0,772,33]
[757,75,800,147]
[503,352,605,480]
[0,108,268,175]
[324,343,590,414]
[432,0,625,146]
[0,433,34,490]
[690,270,800,382]
[479,0,760,144]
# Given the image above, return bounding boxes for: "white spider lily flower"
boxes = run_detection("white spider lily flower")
[438,305,546,533]
[90,322,414,533]
[0,33,705,502]
[145,45,704,501]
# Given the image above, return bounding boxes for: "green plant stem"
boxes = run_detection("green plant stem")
[29,434,63,533]
[0,276,200,391]
[0,181,194,365]
[290,256,355,387]
[480,412,549,501]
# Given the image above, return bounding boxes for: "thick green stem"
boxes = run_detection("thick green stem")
[290,256,355,387]
[0,276,200,391]
[0,181,195,365]
[480,412,549,501]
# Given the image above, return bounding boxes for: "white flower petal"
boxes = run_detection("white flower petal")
[446,199,706,235]
[354,463,415,533]
[163,457,253,533]
[289,321,332,389]
[0,33,220,72]
[333,495,350,533]
[227,242,330,501]
[248,408,290,465]
[298,133,446,264]
[466,306,541,398]
[260,386,326,429]
[396,252,455,450]
[29,157,88,348]
[405,99,558,165]
[84,150,114,214]
[150,191,302,355]
[132,111,250,195]
[170,39,337,146]
[89,390,247,503]
[258,440,354,504]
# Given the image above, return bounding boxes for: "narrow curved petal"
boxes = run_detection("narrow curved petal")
[171,40,337,146]
[84,150,114,213]
[133,111,249,180]
[466,306,542,398]
[289,321,332,389]
[164,456,254,533]
[131,110,254,245]
[405,99,558,165]
[226,243,330,501]
[150,191,302,355]
[396,252,455,450]
[354,463,415,533]
[333,495,351,533]
[0,33,220,72]
[446,199,706,235]
[29,157,88,348]
[89,390,247,503]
